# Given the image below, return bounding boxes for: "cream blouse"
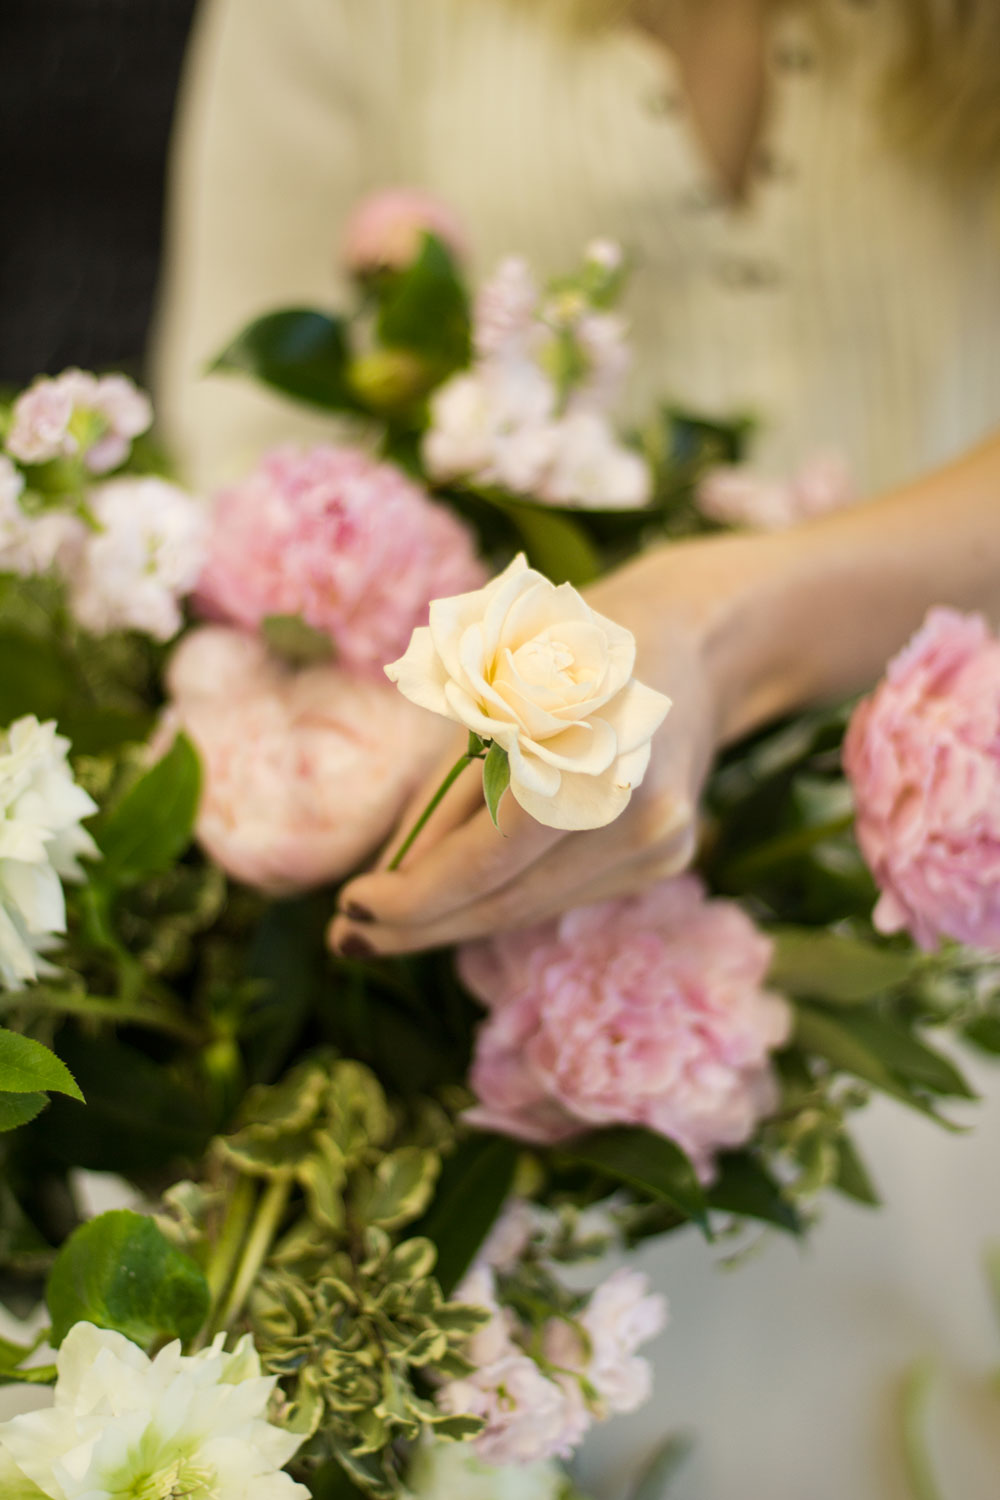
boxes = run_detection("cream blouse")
[156,0,1000,496]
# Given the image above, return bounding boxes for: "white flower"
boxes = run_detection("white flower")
[424,364,557,493]
[0,1322,308,1500]
[0,717,98,990]
[386,554,670,831]
[67,476,207,641]
[540,412,651,510]
[584,239,624,274]
[544,1269,667,1418]
[408,1436,564,1500]
[0,459,84,580]
[5,370,152,474]
[437,1269,590,1465]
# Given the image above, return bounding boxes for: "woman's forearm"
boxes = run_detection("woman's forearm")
[697,429,1000,739]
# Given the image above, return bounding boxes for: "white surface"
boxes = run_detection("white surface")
[575,1053,1000,1500]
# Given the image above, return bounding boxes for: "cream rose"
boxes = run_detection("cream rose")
[384,554,670,830]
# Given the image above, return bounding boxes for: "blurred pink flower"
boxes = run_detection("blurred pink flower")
[844,607,1000,951]
[697,449,855,531]
[543,1268,666,1418]
[342,187,467,273]
[438,1267,590,1465]
[195,445,484,676]
[5,370,151,473]
[163,626,450,893]
[459,875,791,1180]
[473,257,540,361]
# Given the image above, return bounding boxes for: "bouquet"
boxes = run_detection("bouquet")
[0,188,996,1500]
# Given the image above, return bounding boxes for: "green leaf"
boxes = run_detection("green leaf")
[833,1133,880,1207]
[0,1092,48,1132]
[707,1152,803,1234]
[835,1009,975,1099]
[793,1006,967,1126]
[46,1209,210,1348]
[627,1433,695,1500]
[376,234,470,369]
[352,1147,441,1231]
[97,734,201,886]
[262,614,334,666]
[769,928,916,1004]
[411,1134,519,1297]
[0,1031,83,1100]
[491,497,602,587]
[962,1014,1000,1057]
[482,742,510,829]
[559,1127,709,1232]
[211,309,360,412]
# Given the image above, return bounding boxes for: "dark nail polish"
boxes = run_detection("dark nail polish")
[339,931,375,960]
[343,900,375,923]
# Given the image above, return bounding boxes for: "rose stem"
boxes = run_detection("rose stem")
[387,750,480,871]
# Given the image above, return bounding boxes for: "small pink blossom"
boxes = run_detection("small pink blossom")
[0,456,81,577]
[438,1268,590,1465]
[543,1269,666,1418]
[697,449,855,531]
[67,477,206,640]
[342,188,467,274]
[459,876,791,1181]
[163,626,450,893]
[5,370,151,473]
[844,607,1000,951]
[196,445,484,676]
[474,257,541,361]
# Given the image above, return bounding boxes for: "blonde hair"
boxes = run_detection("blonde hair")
[513,0,1000,177]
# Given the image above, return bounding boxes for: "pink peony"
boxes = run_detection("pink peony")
[195,445,484,676]
[697,449,855,532]
[5,369,151,473]
[459,875,791,1180]
[163,626,450,893]
[341,187,467,274]
[844,607,1000,951]
[542,1268,666,1418]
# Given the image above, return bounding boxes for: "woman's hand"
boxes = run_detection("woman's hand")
[327,536,761,957]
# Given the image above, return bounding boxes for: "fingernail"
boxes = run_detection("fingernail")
[338,931,375,960]
[343,900,375,923]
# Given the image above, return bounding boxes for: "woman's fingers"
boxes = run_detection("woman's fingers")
[330,815,697,957]
[333,791,565,935]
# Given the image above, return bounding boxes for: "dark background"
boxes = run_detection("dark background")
[0,0,198,385]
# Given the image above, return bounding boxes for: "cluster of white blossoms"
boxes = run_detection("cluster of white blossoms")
[0,717,98,991]
[0,1322,307,1500]
[0,373,206,642]
[424,244,652,510]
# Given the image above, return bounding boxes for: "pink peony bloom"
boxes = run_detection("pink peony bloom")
[844,607,1000,951]
[697,449,855,532]
[543,1269,666,1418]
[439,1268,590,1465]
[195,445,484,677]
[67,477,206,640]
[5,370,151,473]
[342,187,467,274]
[459,875,791,1181]
[163,626,450,894]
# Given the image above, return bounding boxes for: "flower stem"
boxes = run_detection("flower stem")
[215,1176,291,1335]
[898,1359,944,1500]
[722,811,855,885]
[388,751,477,871]
[199,1175,257,1346]
[0,987,206,1045]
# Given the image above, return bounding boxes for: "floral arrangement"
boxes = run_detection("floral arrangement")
[0,190,996,1500]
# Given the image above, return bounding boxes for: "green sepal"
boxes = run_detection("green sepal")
[262,614,334,666]
[482,742,510,829]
